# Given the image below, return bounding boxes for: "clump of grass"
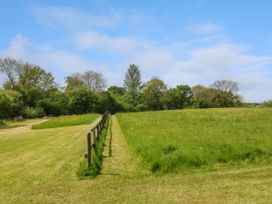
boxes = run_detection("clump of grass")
[76,117,109,179]
[32,113,100,129]
[117,108,272,173]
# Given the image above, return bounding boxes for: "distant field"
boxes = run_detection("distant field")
[117,108,272,173]
[32,113,100,129]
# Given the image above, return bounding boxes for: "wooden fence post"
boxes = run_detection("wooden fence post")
[87,132,91,168]
[92,128,96,148]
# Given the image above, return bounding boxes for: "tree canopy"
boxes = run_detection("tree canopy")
[0,57,246,119]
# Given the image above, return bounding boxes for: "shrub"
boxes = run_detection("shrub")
[135,104,148,112]
[0,120,6,127]
[22,106,44,118]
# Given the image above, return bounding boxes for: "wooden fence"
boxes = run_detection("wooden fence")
[85,111,109,168]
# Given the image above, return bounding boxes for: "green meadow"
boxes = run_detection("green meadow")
[117,108,272,173]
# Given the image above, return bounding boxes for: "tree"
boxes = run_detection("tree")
[192,85,217,108]
[0,90,23,119]
[123,64,142,106]
[211,80,241,107]
[17,63,55,91]
[141,77,166,110]
[107,86,126,95]
[0,58,22,89]
[164,85,193,109]
[211,80,239,94]
[67,88,97,114]
[65,74,85,91]
[81,71,106,92]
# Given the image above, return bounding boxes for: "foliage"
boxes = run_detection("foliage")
[21,106,44,119]
[0,57,246,119]
[96,91,125,114]
[67,88,98,114]
[135,103,148,112]
[65,73,85,91]
[39,92,70,116]
[107,85,126,95]
[192,84,241,108]
[164,85,193,109]
[0,120,6,127]
[65,71,106,92]
[141,77,167,110]
[0,90,22,119]
[123,64,142,106]
[117,108,272,173]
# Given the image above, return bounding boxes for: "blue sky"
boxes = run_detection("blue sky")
[0,0,272,102]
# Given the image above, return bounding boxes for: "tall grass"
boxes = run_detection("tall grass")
[32,113,100,129]
[76,117,109,178]
[117,108,272,173]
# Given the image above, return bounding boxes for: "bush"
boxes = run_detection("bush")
[0,90,23,119]
[0,120,6,127]
[135,104,148,112]
[22,106,44,118]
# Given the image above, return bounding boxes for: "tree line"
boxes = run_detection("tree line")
[0,57,257,120]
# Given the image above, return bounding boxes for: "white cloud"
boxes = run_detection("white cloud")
[31,5,154,33]
[190,22,222,34]
[32,6,116,31]
[128,43,272,102]
[0,34,29,60]
[75,31,137,52]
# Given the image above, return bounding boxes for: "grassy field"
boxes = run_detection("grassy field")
[32,113,100,129]
[0,113,272,203]
[117,108,272,173]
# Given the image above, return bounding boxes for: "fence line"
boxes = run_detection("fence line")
[85,111,109,169]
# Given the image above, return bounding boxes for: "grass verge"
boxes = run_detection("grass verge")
[76,116,109,178]
[32,113,100,129]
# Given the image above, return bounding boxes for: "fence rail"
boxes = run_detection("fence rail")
[85,111,109,168]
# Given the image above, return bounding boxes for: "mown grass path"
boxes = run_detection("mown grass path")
[102,115,148,177]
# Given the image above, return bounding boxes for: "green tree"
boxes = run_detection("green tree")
[67,88,97,114]
[141,77,166,110]
[211,80,241,107]
[123,64,142,107]
[65,74,85,91]
[192,85,216,108]
[164,85,193,109]
[17,64,55,90]
[0,90,23,119]
[107,86,126,95]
